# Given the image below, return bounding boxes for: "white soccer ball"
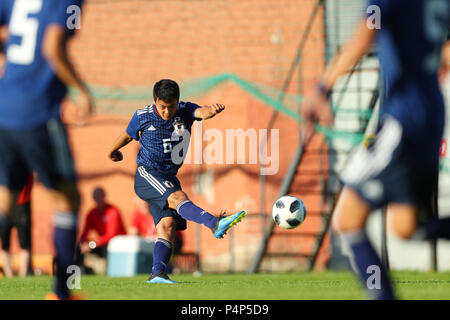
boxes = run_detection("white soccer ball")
[272,195,306,229]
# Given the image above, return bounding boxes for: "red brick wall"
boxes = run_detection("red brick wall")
[5,0,328,273]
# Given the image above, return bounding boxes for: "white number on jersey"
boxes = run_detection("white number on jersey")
[7,0,43,65]
[163,138,172,153]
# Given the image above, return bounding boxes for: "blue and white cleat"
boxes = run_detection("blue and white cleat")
[213,211,246,239]
[146,273,178,284]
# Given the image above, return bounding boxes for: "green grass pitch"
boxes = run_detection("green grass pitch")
[0,271,449,300]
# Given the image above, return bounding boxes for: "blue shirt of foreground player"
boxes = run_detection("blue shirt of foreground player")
[126,101,201,175]
[369,0,450,144]
[0,0,82,129]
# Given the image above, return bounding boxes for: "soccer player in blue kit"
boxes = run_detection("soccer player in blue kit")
[0,0,93,299]
[108,79,245,284]
[302,0,449,299]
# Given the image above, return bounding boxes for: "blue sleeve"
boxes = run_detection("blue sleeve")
[126,112,141,141]
[184,101,202,121]
[49,0,83,36]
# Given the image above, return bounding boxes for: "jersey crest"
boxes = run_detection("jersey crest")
[173,117,186,136]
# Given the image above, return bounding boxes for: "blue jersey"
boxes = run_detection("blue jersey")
[126,102,201,175]
[368,0,450,143]
[0,0,82,129]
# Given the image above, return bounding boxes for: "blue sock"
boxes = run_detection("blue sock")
[152,238,172,275]
[176,200,217,229]
[414,217,450,240]
[341,230,395,300]
[53,212,78,299]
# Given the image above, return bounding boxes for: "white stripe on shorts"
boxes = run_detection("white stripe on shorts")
[341,116,402,185]
[138,166,166,195]
[141,168,167,193]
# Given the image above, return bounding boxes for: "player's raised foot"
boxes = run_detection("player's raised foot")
[146,272,178,284]
[45,292,86,300]
[213,211,245,239]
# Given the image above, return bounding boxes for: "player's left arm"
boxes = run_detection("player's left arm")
[321,21,377,95]
[194,104,226,120]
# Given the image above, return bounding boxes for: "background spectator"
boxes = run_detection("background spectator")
[76,187,126,273]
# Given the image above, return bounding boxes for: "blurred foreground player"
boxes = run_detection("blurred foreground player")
[302,0,449,299]
[0,0,93,299]
[108,79,245,284]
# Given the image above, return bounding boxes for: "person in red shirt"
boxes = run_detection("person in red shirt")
[129,197,157,239]
[0,175,33,277]
[76,187,126,272]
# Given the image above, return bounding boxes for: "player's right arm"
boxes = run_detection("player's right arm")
[108,132,133,162]
[42,25,93,124]
[108,111,140,161]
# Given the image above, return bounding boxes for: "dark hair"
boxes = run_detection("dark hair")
[153,79,180,102]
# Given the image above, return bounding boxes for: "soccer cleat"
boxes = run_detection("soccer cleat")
[146,272,178,284]
[213,211,245,239]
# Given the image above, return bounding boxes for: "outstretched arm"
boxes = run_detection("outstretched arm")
[42,25,94,124]
[194,104,226,120]
[108,132,133,161]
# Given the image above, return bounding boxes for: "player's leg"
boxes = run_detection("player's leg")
[411,174,450,240]
[167,190,218,229]
[168,190,245,239]
[333,187,395,300]
[16,202,32,277]
[0,129,30,278]
[0,187,23,278]
[334,116,409,300]
[388,203,418,240]
[18,120,80,299]
[0,220,14,277]
[47,182,80,298]
[134,167,180,283]
[413,217,450,240]
[143,204,180,283]
[152,215,175,277]
[0,186,17,229]
[136,165,245,238]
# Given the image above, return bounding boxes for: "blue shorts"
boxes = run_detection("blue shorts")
[134,165,187,230]
[0,119,77,192]
[340,115,439,217]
